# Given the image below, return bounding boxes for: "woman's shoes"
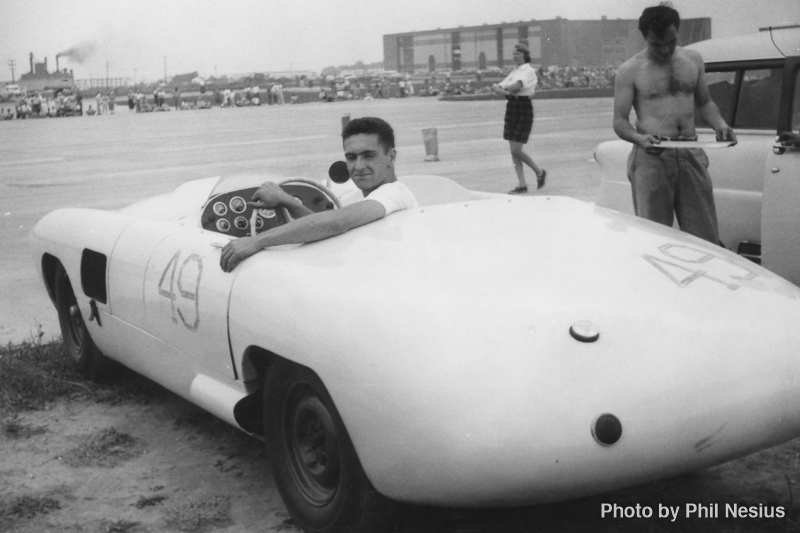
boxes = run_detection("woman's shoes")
[537,169,547,189]
[509,170,545,194]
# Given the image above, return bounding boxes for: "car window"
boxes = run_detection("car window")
[704,71,737,126]
[735,68,782,130]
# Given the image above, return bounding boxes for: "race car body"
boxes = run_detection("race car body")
[30,172,800,531]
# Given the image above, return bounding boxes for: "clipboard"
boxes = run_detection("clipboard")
[653,140,736,149]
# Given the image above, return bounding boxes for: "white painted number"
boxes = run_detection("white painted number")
[158,251,203,331]
[644,244,757,291]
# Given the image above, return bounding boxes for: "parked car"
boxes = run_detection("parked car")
[30,171,800,532]
[2,83,24,100]
[4,83,23,96]
[595,25,800,283]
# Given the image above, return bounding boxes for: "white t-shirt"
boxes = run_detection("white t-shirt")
[363,181,419,215]
[499,63,539,97]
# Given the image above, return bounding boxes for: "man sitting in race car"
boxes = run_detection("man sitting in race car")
[220,116,418,272]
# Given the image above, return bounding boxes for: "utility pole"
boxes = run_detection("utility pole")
[134,68,137,86]
[105,61,109,88]
[163,56,167,86]
[7,59,16,82]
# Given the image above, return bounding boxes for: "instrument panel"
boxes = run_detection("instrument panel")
[200,181,338,238]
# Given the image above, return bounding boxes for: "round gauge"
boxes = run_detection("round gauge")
[259,208,276,219]
[216,219,231,232]
[234,216,249,230]
[213,201,228,216]
[254,216,265,229]
[230,196,247,213]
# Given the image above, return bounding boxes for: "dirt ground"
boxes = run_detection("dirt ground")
[4,360,800,533]
[0,378,294,533]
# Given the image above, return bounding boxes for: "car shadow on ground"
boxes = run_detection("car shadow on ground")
[392,462,800,533]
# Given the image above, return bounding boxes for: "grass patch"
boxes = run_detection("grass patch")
[134,494,167,509]
[102,519,144,533]
[273,518,301,531]
[0,494,60,522]
[2,413,48,439]
[62,427,141,468]
[0,333,169,419]
[164,495,232,532]
[0,337,91,412]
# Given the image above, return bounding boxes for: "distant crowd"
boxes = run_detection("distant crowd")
[538,65,617,90]
[317,65,617,101]
[1,65,619,120]
[2,91,83,119]
[433,65,617,97]
[318,78,410,102]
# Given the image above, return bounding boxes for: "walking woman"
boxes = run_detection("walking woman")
[493,43,546,194]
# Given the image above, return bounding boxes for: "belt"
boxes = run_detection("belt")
[506,94,532,100]
[653,135,698,142]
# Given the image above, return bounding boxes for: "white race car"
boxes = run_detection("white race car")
[30,171,800,532]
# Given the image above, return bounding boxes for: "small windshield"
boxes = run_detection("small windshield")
[207,173,283,201]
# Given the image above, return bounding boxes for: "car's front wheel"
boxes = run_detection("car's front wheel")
[54,264,113,379]
[264,359,393,533]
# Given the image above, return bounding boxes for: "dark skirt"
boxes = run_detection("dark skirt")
[503,96,534,143]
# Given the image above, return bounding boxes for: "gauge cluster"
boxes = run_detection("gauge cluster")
[200,181,338,237]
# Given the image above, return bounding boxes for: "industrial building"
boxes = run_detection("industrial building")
[17,52,75,92]
[383,16,711,73]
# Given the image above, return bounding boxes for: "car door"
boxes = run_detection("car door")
[143,230,237,380]
[761,62,800,285]
[761,141,800,285]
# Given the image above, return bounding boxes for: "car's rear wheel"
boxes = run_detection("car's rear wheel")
[54,264,113,379]
[264,359,393,533]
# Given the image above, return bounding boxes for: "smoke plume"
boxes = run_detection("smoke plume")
[56,41,98,64]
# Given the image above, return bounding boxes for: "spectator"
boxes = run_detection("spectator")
[612,4,736,244]
[493,43,547,194]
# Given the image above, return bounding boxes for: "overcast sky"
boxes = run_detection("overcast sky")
[1,0,796,82]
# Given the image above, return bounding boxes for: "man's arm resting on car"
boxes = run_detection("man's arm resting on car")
[220,199,386,272]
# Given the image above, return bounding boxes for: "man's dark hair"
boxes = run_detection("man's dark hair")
[639,3,681,38]
[514,43,531,63]
[342,116,395,152]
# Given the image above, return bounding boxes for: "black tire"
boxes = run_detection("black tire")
[54,264,113,379]
[264,359,394,533]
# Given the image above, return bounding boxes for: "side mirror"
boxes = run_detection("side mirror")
[328,161,350,184]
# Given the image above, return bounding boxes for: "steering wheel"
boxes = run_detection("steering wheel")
[278,177,342,211]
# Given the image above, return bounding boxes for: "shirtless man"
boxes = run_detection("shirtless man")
[613,3,737,244]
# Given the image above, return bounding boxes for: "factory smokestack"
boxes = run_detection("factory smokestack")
[56,54,60,72]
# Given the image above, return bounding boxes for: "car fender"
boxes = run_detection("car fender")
[29,208,137,307]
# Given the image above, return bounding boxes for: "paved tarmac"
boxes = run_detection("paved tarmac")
[0,96,616,344]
